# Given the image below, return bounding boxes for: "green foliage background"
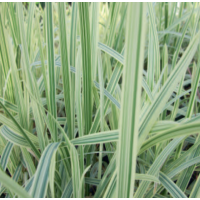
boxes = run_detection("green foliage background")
[0,2,200,198]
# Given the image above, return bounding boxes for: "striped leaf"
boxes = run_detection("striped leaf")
[117,3,147,197]
[30,143,60,198]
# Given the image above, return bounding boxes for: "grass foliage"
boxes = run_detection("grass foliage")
[0,2,200,198]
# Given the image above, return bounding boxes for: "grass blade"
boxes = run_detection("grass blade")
[58,2,73,140]
[117,3,147,197]
[46,2,57,142]
[30,142,60,198]
[78,3,93,136]
[159,172,187,198]
[0,169,31,198]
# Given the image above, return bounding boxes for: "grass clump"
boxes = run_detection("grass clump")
[0,2,200,198]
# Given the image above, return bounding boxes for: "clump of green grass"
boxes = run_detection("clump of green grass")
[0,2,200,198]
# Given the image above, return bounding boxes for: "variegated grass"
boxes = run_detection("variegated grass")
[0,2,200,198]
